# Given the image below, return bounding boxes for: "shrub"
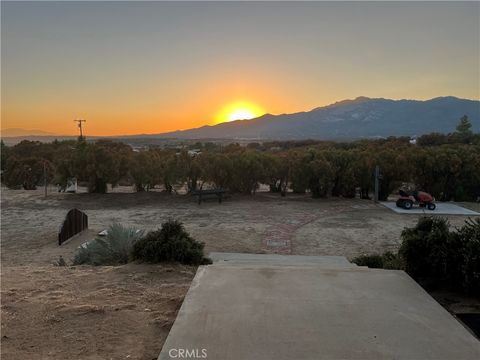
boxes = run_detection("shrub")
[399,216,480,294]
[399,217,452,281]
[455,218,480,295]
[73,223,143,265]
[132,219,209,265]
[351,251,404,270]
[381,251,405,270]
[2,157,54,190]
[351,254,383,268]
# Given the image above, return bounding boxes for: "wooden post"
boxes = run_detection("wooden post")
[43,161,47,198]
[374,165,379,203]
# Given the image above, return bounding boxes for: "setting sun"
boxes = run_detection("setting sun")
[215,101,265,124]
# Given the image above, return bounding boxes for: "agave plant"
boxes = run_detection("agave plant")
[73,223,144,265]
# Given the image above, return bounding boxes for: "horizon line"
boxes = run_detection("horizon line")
[2,95,479,138]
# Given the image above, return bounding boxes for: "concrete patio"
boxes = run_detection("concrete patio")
[159,253,480,360]
[381,201,480,215]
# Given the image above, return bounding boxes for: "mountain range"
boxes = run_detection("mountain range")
[0,128,57,137]
[157,96,479,140]
[2,96,479,144]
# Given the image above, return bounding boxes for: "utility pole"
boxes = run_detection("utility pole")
[43,160,48,198]
[374,165,381,203]
[74,119,86,139]
[374,165,379,203]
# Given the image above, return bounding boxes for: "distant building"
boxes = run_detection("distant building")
[175,149,202,157]
[188,149,201,156]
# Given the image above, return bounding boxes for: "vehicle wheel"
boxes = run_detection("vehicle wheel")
[427,203,436,210]
[403,200,413,210]
[396,199,404,208]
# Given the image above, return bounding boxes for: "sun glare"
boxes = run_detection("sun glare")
[216,101,265,124]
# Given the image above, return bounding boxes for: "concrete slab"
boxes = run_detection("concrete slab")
[381,201,480,215]
[209,252,357,268]
[159,265,480,360]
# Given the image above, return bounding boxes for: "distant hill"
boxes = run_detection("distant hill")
[2,96,479,145]
[0,128,58,137]
[156,96,480,140]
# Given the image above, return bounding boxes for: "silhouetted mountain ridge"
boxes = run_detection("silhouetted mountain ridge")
[1,128,57,137]
[157,96,480,140]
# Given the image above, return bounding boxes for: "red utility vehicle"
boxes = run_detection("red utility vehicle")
[396,190,436,210]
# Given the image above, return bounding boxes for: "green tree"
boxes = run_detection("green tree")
[229,150,266,194]
[307,151,334,198]
[1,140,10,171]
[289,150,310,194]
[375,148,411,201]
[456,115,473,136]
[176,150,202,193]
[323,149,356,198]
[3,157,54,190]
[352,149,375,199]
[75,141,132,193]
[155,150,179,193]
[272,152,292,196]
[130,150,161,191]
[198,152,233,190]
[417,133,448,146]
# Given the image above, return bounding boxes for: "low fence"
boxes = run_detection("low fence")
[58,208,88,245]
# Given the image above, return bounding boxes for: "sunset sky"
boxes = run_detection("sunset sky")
[1,1,479,136]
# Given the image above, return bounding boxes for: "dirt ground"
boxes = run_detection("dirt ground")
[1,186,479,359]
[1,264,195,360]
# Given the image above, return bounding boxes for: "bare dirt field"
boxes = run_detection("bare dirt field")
[1,187,479,359]
[1,264,194,360]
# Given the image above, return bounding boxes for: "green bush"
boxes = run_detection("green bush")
[73,223,143,265]
[351,254,383,268]
[351,251,404,269]
[132,219,210,265]
[399,216,480,294]
[381,251,405,270]
[455,218,480,295]
[338,217,479,295]
[399,217,452,281]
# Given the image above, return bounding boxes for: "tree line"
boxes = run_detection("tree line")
[1,116,479,201]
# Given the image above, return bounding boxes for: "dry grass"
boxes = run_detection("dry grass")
[1,186,477,359]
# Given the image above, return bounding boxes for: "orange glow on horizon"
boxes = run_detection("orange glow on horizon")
[215,101,265,124]
[2,2,478,137]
